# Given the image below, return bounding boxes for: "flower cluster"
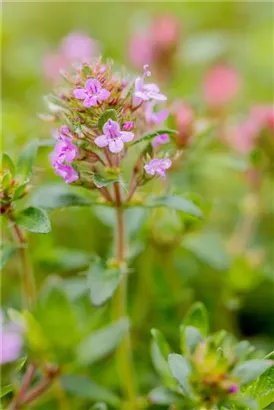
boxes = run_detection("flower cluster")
[46,60,174,192]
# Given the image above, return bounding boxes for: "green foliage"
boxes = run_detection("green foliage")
[150,303,273,409]
[17,139,38,179]
[145,195,203,218]
[77,318,129,365]
[98,109,117,131]
[0,243,17,269]
[86,258,121,306]
[14,206,51,233]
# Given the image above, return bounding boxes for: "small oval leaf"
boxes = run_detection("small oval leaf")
[15,207,51,233]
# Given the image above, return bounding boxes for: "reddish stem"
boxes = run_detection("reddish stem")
[8,364,36,410]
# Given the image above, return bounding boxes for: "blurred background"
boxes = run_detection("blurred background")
[2,0,274,403]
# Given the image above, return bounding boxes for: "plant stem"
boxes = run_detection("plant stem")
[8,364,36,410]
[10,221,36,309]
[112,202,137,409]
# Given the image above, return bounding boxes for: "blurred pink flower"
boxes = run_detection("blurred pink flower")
[152,133,170,148]
[202,64,242,110]
[228,104,274,154]
[144,101,169,125]
[0,316,23,365]
[128,14,180,75]
[43,32,99,83]
[171,102,194,146]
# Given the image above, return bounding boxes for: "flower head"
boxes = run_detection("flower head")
[144,157,172,179]
[145,101,169,125]
[95,119,134,153]
[43,32,99,84]
[122,121,135,131]
[74,78,111,108]
[228,384,239,394]
[133,65,167,106]
[152,133,170,148]
[53,162,79,184]
[0,315,23,365]
[50,137,79,165]
[203,64,241,109]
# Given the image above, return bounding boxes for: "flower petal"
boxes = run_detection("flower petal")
[73,88,87,99]
[121,131,134,143]
[109,138,124,153]
[150,92,167,101]
[98,89,111,101]
[94,134,109,148]
[83,95,97,107]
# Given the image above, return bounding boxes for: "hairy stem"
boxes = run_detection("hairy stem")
[10,221,36,309]
[112,195,137,409]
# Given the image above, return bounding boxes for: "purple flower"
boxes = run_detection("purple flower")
[95,119,134,153]
[73,78,111,108]
[152,133,170,148]
[122,121,135,131]
[0,315,23,365]
[145,101,169,125]
[228,384,239,394]
[133,65,167,106]
[50,137,79,165]
[144,157,172,179]
[53,162,79,183]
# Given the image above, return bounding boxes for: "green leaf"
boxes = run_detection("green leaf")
[23,311,50,355]
[232,359,273,385]
[31,184,95,210]
[182,302,209,336]
[233,340,256,361]
[151,341,176,389]
[151,328,171,360]
[180,325,204,355]
[77,318,129,365]
[149,386,181,405]
[168,353,193,397]
[0,243,17,269]
[184,232,230,271]
[145,195,203,218]
[15,207,51,233]
[35,281,80,352]
[92,173,119,188]
[91,404,108,410]
[98,109,117,131]
[87,259,121,306]
[131,129,177,145]
[0,384,13,398]
[1,171,12,190]
[13,181,29,200]
[2,153,15,176]
[245,352,274,408]
[17,140,38,178]
[61,375,120,407]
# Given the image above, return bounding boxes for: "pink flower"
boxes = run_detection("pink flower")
[151,14,181,50]
[228,384,239,394]
[202,64,241,109]
[145,101,169,125]
[250,105,274,132]
[122,121,135,131]
[43,32,98,83]
[95,119,134,153]
[173,102,194,146]
[133,65,167,106]
[50,138,79,165]
[152,134,170,148]
[229,120,259,154]
[74,79,111,108]
[61,32,98,62]
[144,157,172,179]
[0,315,23,365]
[128,34,153,70]
[53,162,79,184]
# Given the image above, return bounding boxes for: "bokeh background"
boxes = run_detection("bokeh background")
[2,1,274,405]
